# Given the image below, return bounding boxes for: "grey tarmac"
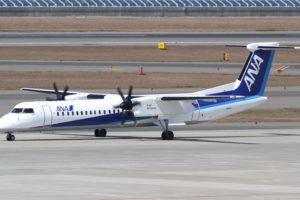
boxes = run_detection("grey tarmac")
[0,128,300,200]
[0,32,299,46]
[1,60,300,75]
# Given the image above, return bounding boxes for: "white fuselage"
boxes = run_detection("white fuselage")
[0,95,267,133]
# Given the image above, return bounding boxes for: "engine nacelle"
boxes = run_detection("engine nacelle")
[65,93,89,100]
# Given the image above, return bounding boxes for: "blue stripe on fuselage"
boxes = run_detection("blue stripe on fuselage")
[46,97,261,128]
[51,113,151,128]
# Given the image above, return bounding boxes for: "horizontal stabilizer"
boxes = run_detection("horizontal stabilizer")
[226,42,300,52]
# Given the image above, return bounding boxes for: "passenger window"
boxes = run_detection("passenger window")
[108,110,111,114]
[67,112,69,116]
[90,111,92,115]
[57,112,59,116]
[94,110,96,115]
[104,110,106,114]
[85,111,88,115]
[113,110,115,114]
[72,111,74,116]
[99,110,101,115]
[76,111,79,115]
[62,112,64,116]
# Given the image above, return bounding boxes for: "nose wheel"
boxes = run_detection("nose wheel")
[6,133,15,141]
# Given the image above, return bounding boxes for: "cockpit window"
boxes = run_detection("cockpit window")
[11,108,23,113]
[11,108,34,114]
[23,108,34,113]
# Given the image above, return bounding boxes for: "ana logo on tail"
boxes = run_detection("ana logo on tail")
[244,54,264,92]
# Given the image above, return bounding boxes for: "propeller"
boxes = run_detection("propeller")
[46,82,69,101]
[114,86,140,126]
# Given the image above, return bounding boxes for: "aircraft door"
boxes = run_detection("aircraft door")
[191,110,200,121]
[42,105,52,127]
[191,101,200,121]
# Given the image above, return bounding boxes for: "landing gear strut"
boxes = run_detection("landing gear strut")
[159,119,174,140]
[94,129,107,137]
[6,133,15,141]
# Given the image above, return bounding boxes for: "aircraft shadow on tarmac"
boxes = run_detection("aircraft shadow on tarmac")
[12,132,300,145]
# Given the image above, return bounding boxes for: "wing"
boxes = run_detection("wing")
[21,87,77,95]
[21,87,106,100]
[132,95,244,118]
[160,95,244,101]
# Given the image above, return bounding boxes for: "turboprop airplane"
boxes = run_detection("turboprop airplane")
[0,42,298,141]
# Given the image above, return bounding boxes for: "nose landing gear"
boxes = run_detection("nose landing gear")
[6,133,15,141]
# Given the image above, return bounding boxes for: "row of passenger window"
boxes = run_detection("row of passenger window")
[57,109,121,117]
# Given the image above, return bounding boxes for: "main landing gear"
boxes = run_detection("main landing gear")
[6,133,15,141]
[94,129,107,137]
[159,119,174,140]
[161,130,174,140]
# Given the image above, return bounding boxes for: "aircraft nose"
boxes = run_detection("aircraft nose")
[0,115,15,132]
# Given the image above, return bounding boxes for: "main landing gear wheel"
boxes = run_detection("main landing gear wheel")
[6,133,15,141]
[94,129,107,137]
[159,119,174,140]
[161,131,174,140]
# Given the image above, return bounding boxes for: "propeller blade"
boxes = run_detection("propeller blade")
[116,86,138,124]
[127,85,133,98]
[117,87,126,101]
[53,82,58,93]
[53,82,61,100]
[47,82,70,101]
[62,85,69,100]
